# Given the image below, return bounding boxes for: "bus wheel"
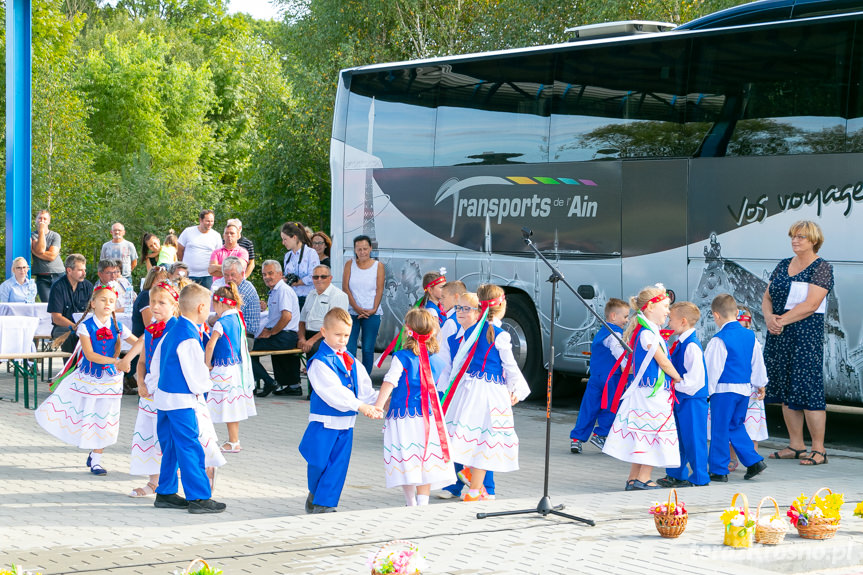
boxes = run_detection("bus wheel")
[500,293,544,398]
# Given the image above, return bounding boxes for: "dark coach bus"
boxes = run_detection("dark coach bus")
[329,1,863,404]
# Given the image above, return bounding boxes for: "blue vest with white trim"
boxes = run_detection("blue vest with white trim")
[144,316,177,374]
[670,330,708,398]
[79,316,120,377]
[309,343,359,417]
[632,326,668,390]
[158,317,203,394]
[463,322,505,384]
[587,323,624,388]
[388,349,447,418]
[713,321,755,384]
[212,312,243,367]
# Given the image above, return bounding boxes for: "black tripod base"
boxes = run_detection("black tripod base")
[476,496,595,526]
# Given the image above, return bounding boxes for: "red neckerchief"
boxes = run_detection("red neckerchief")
[146,321,167,339]
[96,327,113,341]
[408,330,450,462]
[336,350,354,372]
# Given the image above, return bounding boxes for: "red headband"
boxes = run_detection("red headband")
[480,294,505,309]
[213,294,238,307]
[424,275,446,290]
[738,313,752,323]
[156,281,179,302]
[407,329,432,344]
[640,293,669,311]
[94,284,118,297]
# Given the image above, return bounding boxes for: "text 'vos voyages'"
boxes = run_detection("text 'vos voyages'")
[728,181,863,226]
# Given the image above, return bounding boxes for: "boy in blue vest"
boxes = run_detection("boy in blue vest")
[299,308,382,513]
[570,298,629,453]
[152,282,226,513]
[704,293,768,482]
[657,302,709,487]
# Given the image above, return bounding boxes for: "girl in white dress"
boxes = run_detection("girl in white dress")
[374,309,455,506]
[603,284,683,490]
[205,282,256,453]
[441,286,531,502]
[35,285,138,475]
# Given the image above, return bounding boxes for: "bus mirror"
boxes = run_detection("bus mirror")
[577,285,596,300]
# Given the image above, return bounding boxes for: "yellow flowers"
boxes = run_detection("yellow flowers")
[720,507,740,525]
[853,501,863,518]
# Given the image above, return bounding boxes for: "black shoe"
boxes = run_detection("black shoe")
[274,385,303,396]
[709,473,728,482]
[305,492,315,514]
[570,439,583,454]
[311,504,336,513]
[188,498,227,514]
[154,493,189,509]
[656,476,692,488]
[255,382,276,397]
[744,460,767,480]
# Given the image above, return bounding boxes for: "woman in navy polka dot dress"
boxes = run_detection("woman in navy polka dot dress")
[761,220,833,466]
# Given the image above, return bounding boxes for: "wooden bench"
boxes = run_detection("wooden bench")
[249,348,304,357]
[0,351,72,409]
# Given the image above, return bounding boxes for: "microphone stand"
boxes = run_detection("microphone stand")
[476,227,631,525]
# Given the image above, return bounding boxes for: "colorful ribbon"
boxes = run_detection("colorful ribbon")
[156,281,179,302]
[407,329,451,462]
[376,298,423,368]
[441,307,490,413]
[213,294,238,306]
[94,283,119,297]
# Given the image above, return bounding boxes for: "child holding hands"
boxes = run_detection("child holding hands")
[603,284,682,490]
[300,308,383,513]
[375,309,455,506]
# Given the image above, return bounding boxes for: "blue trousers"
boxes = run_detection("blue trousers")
[156,408,211,501]
[666,396,709,485]
[347,314,381,374]
[708,392,763,474]
[299,422,353,508]
[442,465,495,496]
[570,376,619,441]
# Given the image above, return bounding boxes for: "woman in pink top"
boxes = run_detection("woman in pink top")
[209,224,249,279]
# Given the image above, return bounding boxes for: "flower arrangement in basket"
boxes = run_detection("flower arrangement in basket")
[787,488,843,540]
[721,492,755,548]
[854,501,863,519]
[649,489,687,538]
[754,496,788,545]
[172,559,223,575]
[1,566,43,575]
[368,540,426,575]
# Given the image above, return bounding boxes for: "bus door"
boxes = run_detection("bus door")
[621,159,689,303]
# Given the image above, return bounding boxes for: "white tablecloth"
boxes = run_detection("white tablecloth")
[0,303,52,337]
[73,313,134,351]
[0,316,39,356]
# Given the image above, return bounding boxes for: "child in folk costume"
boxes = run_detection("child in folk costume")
[437,280,466,354]
[727,306,768,470]
[119,281,225,497]
[300,308,383,513]
[374,309,455,506]
[704,294,768,482]
[569,298,629,454]
[602,285,683,491]
[440,285,531,502]
[205,283,257,453]
[35,285,138,475]
[656,302,710,488]
[420,269,447,327]
[151,283,226,513]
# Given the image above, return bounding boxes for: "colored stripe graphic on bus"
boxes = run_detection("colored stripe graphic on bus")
[505,177,599,186]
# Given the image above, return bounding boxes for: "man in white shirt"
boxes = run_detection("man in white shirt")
[177,210,223,290]
[298,264,349,357]
[253,260,302,397]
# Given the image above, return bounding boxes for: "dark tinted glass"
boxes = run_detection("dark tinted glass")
[551,38,693,161]
[847,21,863,152]
[689,21,851,157]
[434,55,552,166]
[345,67,439,168]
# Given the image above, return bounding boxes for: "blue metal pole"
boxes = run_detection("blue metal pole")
[5,0,33,277]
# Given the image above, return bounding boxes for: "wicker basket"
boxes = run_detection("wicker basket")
[654,488,688,538]
[755,496,788,545]
[723,492,755,549]
[796,487,841,540]
[371,540,421,575]
[182,559,210,574]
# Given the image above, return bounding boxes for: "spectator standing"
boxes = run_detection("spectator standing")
[343,234,385,373]
[211,257,261,339]
[208,223,249,281]
[311,232,332,269]
[168,262,189,284]
[298,264,349,357]
[157,230,179,267]
[0,257,38,303]
[252,260,302,397]
[100,222,138,283]
[48,254,94,353]
[281,222,320,309]
[177,210,223,289]
[30,210,64,303]
[227,218,256,278]
[140,233,161,272]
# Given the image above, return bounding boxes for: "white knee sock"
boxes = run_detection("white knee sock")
[89,451,102,466]
[416,494,430,506]
[402,485,417,506]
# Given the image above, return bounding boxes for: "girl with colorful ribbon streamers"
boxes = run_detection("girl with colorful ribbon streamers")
[602,284,683,491]
[205,283,257,454]
[440,286,531,502]
[35,285,138,476]
[374,309,455,506]
[121,281,225,497]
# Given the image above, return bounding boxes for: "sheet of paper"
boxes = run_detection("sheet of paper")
[784,281,826,314]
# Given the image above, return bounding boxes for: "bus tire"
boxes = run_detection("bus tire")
[501,293,544,398]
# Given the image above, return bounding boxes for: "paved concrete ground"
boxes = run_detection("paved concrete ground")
[1,368,862,575]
